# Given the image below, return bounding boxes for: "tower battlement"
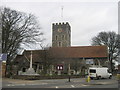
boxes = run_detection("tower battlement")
[52,22,70,26]
[52,22,70,30]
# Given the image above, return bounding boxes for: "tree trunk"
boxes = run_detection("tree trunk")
[109,53,113,73]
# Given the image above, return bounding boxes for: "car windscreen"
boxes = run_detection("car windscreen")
[89,69,96,73]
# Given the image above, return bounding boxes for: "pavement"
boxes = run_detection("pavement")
[2,76,119,88]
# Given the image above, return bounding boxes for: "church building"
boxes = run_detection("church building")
[11,22,109,76]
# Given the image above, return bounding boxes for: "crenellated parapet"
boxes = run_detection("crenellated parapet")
[52,22,70,30]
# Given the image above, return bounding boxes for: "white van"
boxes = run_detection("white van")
[88,67,112,79]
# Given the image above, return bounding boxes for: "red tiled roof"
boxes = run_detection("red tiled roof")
[23,50,46,63]
[48,46,108,59]
[14,46,108,63]
[15,50,46,63]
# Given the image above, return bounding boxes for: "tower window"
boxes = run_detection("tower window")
[58,42,62,47]
[56,35,58,40]
[62,35,65,40]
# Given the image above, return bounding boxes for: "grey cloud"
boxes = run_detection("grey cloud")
[2,2,118,49]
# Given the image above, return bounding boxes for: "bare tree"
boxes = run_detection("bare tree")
[1,7,45,77]
[91,31,120,72]
[42,45,53,75]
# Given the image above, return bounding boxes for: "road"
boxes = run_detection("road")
[2,76,119,89]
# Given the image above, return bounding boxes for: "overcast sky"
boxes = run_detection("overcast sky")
[1,0,119,50]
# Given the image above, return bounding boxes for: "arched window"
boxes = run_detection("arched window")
[62,35,65,40]
[56,35,58,40]
[58,42,62,47]
[22,68,26,72]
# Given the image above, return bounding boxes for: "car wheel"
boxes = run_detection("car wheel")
[96,76,99,80]
[90,77,93,80]
[109,75,112,79]
[98,76,101,80]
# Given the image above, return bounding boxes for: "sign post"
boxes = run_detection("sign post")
[0,53,7,88]
[86,59,94,65]
[0,54,7,61]
[56,64,63,75]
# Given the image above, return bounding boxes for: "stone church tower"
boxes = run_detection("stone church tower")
[52,22,71,47]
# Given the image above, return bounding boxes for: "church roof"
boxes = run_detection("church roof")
[48,45,108,59]
[14,50,46,63]
[14,45,108,63]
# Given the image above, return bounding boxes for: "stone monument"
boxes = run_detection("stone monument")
[20,51,39,75]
